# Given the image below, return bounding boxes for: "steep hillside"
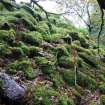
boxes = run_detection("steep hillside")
[0,0,105,105]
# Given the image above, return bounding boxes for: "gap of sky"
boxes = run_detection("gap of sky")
[16,0,86,28]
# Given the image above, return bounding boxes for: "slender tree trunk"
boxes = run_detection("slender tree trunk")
[97,9,104,55]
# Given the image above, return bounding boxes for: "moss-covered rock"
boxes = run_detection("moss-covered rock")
[10,47,24,58]
[35,57,56,75]
[58,56,74,68]
[21,31,43,46]
[62,70,75,86]
[78,53,99,68]
[99,82,105,94]
[0,43,11,57]
[36,21,49,34]
[8,60,35,79]
[100,95,105,105]
[71,44,92,55]
[28,46,43,58]
[0,30,15,44]
[77,72,97,91]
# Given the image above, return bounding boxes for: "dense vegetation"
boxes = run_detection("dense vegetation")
[0,0,105,105]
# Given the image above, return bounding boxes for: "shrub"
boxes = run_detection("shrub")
[100,95,105,105]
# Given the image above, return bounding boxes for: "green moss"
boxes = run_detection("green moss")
[58,55,83,68]
[21,17,36,31]
[28,46,43,57]
[8,60,35,79]
[21,5,36,17]
[58,56,74,68]
[43,34,64,43]
[79,53,99,68]
[51,72,63,88]
[71,44,92,55]
[99,75,105,82]
[62,70,75,86]
[10,47,24,58]
[79,37,89,48]
[34,86,58,105]
[35,57,56,75]
[56,44,70,57]
[36,21,49,34]
[1,0,15,11]
[100,95,105,105]
[0,30,15,44]
[58,93,74,105]
[0,3,4,11]
[99,82,105,94]
[0,43,11,57]
[21,31,43,46]
[77,72,97,91]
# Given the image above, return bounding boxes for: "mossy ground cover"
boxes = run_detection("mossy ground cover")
[0,0,105,105]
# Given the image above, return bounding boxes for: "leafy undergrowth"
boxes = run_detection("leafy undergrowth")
[0,0,105,105]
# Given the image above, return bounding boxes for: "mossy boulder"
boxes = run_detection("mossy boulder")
[0,30,15,44]
[100,95,105,105]
[62,70,75,86]
[28,46,43,58]
[77,72,97,91]
[56,44,70,57]
[35,57,56,75]
[99,82,105,94]
[58,55,83,68]
[43,33,64,43]
[58,56,74,68]
[78,53,99,68]
[10,47,24,58]
[8,60,35,79]
[21,31,43,46]
[0,43,12,57]
[36,21,49,34]
[71,44,92,55]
